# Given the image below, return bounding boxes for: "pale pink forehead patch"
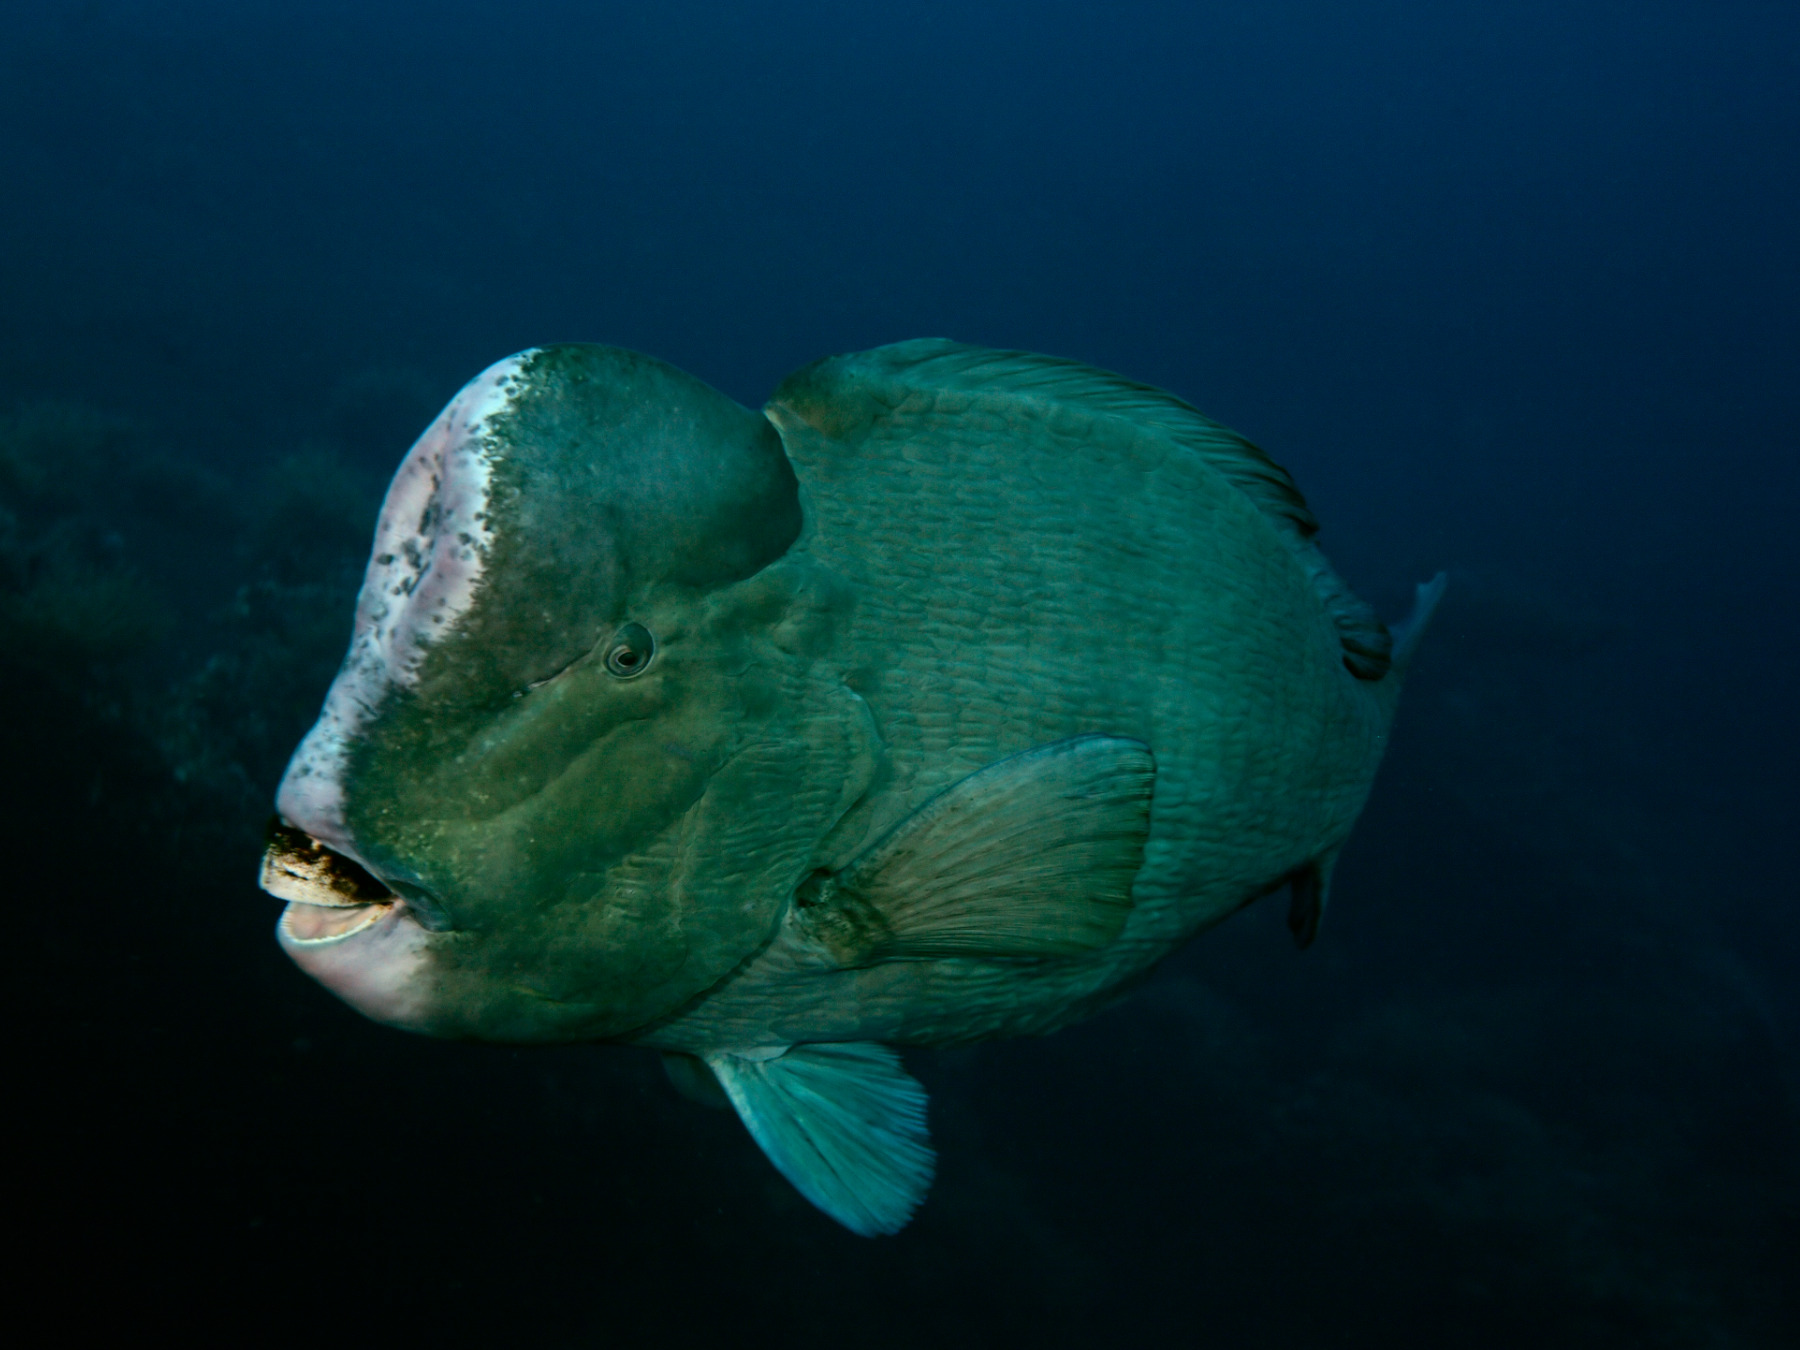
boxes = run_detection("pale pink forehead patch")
[275,350,538,858]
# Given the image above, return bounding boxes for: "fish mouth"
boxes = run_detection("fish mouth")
[261,820,400,948]
[278,898,394,944]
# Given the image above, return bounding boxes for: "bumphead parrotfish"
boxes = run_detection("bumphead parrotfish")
[262,340,1444,1236]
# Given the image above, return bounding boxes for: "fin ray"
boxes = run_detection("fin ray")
[706,1043,934,1237]
[1391,572,1448,673]
[800,734,1154,963]
[1286,859,1329,949]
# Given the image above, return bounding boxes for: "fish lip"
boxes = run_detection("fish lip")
[273,893,434,1031]
[378,874,455,932]
[261,821,452,939]
[278,898,401,947]
[261,819,397,907]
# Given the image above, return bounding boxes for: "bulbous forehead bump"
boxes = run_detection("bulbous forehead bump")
[277,344,804,865]
[275,351,537,859]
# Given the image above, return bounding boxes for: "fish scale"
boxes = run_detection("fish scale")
[655,352,1386,1051]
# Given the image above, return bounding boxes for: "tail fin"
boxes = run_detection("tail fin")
[1390,572,1447,676]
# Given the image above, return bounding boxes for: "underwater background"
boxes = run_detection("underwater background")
[4,1,1794,1344]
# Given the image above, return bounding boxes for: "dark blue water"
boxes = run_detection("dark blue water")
[5,2,1794,1343]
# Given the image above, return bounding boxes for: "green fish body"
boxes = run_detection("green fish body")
[263,340,1442,1235]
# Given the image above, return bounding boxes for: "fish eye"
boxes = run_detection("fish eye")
[604,622,655,678]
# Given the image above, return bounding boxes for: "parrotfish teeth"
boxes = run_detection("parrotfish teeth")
[260,821,394,907]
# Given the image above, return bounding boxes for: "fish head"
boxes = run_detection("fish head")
[264,345,862,1042]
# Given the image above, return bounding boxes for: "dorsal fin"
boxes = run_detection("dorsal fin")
[795,339,1393,680]
[857,339,1320,533]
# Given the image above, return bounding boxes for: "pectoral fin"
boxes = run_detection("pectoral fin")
[705,1043,934,1237]
[797,734,1155,964]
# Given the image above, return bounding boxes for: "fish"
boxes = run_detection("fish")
[261,339,1444,1236]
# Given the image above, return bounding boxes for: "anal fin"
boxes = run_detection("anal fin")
[705,1043,934,1237]
[661,1052,730,1110]
[1286,855,1336,950]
